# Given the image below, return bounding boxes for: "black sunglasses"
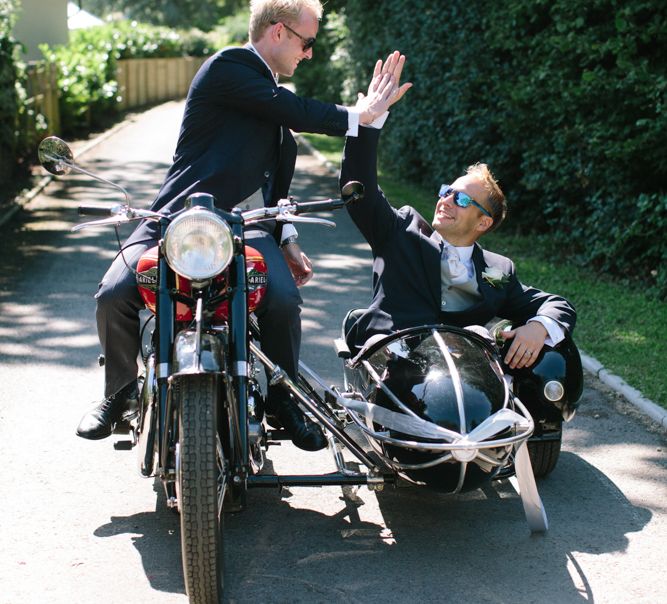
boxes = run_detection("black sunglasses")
[438,184,492,218]
[271,21,316,51]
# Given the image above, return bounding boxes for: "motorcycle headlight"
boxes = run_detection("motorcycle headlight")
[163,208,234,280]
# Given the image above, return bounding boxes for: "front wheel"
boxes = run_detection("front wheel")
[527,432,562,478]
[176,375,226,603]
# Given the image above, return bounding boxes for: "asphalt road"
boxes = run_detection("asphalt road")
[0,101,665,604]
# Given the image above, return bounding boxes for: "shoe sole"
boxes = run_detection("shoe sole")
[75,428,112,440]
[75,410,139,441]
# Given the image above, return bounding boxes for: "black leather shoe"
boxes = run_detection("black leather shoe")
[266,398,327,452]
[76,382,139,440]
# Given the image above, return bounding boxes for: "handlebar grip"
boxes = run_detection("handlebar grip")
[294,199,346,214]
[78,205,115,216]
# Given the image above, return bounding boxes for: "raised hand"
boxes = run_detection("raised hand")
[358,50,412,124]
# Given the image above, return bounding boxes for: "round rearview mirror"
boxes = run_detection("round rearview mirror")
[341,180,364,204]
[38,136,74,175]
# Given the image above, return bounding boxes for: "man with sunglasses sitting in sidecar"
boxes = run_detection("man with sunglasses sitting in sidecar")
[340,127,576,365]
[340,114,583,476]
[339,112,581,475]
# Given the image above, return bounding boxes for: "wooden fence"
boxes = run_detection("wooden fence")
[24,61,60,136]
[116,56,206,111]
[24,56,207,136]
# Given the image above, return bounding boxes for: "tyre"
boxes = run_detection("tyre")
[177,375,226,604]
[527,432,562,478]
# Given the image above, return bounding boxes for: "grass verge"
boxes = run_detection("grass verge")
[303,133,667,410]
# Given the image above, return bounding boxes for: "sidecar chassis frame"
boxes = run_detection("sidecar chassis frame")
[244,333,549,533]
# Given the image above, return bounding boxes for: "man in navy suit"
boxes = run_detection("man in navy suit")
[76,0,403,451]
[340,125,576,370]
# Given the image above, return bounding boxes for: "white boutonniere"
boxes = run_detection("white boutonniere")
[482,266,510,288]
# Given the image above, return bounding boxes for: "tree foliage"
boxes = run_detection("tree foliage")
[319,0,666,298]
[82,0,245,32]
[0,0,20,188]
[41,21,218,135]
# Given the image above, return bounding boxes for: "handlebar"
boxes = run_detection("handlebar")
[73,182,364,231]
[290,197,346,214]
[242,181,364,226]
[72,204,165,232]
[78,205,118,217]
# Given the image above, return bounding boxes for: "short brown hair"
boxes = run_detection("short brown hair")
[249,0,323,43]
[466,162,507,232]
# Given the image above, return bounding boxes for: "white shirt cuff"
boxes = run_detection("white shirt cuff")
[366,111,389,129]
[529,316,565,347]
[346,109,389,135]
[346,109,360,137]
[280,223,298,242]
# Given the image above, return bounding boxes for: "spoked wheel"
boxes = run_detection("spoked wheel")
[176,374,226,604]
[528,431,562,478]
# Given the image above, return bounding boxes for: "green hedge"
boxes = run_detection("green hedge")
[40,21,219,135]
[0,0,19,189]
[332,0,666,298]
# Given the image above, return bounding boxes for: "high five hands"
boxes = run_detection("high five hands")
[357,50,412,125]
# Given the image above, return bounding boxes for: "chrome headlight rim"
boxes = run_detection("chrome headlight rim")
[163,208,234,281]
[544,379,565,402]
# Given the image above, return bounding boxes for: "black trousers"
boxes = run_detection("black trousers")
[95,229,302,398]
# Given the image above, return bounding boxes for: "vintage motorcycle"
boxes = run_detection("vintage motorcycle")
[40,136,583,604]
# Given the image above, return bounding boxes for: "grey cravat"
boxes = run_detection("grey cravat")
[441,244,469,285]
[439,245,482,311]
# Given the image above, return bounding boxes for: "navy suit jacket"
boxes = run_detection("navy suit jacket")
[128,45,349,245]
[340,127,576,349]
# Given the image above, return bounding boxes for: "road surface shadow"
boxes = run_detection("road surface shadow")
[216,451,650,603]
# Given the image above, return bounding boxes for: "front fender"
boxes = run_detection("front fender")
[172,329,224,375]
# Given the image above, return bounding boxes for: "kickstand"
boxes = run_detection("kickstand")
[508,442,548,533]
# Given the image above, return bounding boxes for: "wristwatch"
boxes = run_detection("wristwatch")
[280,235,298,248]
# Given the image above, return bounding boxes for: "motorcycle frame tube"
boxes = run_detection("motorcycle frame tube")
[250,344,379,470]
[248,473,393,488]
[137,353,157,477]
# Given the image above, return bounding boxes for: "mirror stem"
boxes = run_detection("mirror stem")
[54,157,131,204]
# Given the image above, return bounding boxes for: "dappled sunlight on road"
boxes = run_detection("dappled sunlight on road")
[0,301,100,362]
[310,253,371,270]
[0,154,176,371]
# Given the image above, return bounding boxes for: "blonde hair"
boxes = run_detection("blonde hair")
[249,0,323,42]
[466,162,507,232]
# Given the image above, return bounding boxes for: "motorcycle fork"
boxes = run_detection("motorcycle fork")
[155,227,176,484]
[226,218,250,489]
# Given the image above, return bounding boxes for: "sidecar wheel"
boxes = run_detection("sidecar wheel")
[527,434,562,478]
[177,375,225,604]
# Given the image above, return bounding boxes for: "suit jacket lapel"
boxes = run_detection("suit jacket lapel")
[472,245,487,289]
[418,229,442,310]
[473,245,501,302]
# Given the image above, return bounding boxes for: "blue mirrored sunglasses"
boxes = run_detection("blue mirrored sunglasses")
[438,184,492,218]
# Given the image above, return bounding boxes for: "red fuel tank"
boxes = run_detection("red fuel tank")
[136,245,268,323]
